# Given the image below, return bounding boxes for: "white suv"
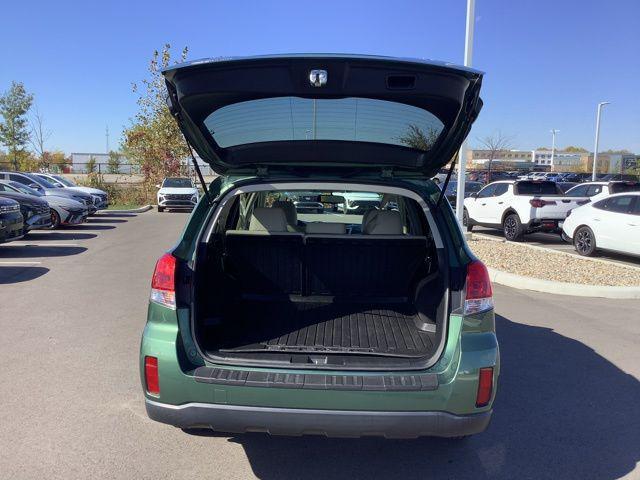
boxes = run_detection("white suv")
[156,177,199,212]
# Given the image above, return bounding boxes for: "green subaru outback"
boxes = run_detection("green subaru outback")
[140,54,499,438]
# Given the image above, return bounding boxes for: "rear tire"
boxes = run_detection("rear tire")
[157,206,165,212]
[574,226,597,256]
[503,213,524,242]
[462,208,473,232]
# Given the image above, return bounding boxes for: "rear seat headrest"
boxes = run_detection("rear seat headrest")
[305,222,347,234]
[272,200,297,226]
[362,210,403,235]
[249,207,288,232]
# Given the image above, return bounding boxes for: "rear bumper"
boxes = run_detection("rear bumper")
[145,399,492,438]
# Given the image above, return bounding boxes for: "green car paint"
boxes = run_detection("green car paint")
[140,175,499,419]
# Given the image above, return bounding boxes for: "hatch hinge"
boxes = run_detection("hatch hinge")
[381,167,394,179]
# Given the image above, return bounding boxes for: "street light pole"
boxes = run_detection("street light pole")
[591,101,610,181]
[550,129,559,168]
[455,0,475,224]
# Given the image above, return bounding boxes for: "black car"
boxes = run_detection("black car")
[0,190,52,232]
[444,181,483,205]
[0,197,24,243]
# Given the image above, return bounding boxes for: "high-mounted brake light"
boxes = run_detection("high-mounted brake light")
[150,253,176,309]
[144,356,160,395]
[476,367,494,407]
[464,260,494,315]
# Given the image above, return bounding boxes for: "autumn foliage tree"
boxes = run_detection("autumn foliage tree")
[122,44,189,189]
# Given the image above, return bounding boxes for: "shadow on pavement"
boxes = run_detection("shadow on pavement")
[86,218,128,223]
[24,231,97,241]
[200,315,640,480]
[0,245,86,258]
[64,224,115,230]
[0,266,49,284]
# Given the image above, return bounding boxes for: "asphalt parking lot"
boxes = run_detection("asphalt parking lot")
[1,210,639,480]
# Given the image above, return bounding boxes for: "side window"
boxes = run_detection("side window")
[603,196,635,214]
[9,174,29,185]
[586,185,603,196]
[633,198,640,216]
[566,185,587,197]
[0,183,8,191]
[477,184,497,198]
[493,184,509,196]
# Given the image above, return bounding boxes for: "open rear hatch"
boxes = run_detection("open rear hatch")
[162,54,483,177]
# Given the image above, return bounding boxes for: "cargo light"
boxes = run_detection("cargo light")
[150,253,176,309]
[464,260,494,315]
[476,367,494,407]
[144,356,160,395]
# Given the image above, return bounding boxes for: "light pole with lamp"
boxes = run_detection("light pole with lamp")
[455,0,475,224]
[550,129,559,168]
[591,102,610,181]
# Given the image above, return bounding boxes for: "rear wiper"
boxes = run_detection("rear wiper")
[435,155,457,209]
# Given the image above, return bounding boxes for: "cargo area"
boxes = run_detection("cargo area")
[191,187,449,370]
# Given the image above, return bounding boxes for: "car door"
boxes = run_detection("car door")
[489,183,510,222]
[469,183,497,224]
[629,198,640,255]
[591,195,636,252]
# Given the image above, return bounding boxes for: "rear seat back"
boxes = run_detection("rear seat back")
[225,208,303,294]
[224,207,427,299]
[305,235,427,298]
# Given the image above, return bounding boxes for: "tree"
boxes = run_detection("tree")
[86,155,97,173]
[122,44,189,187]
[397,124,440,151]
[476,131,514,182]
[563,146,588,153]
[0,82,33,169]
[29,105,51,167]
[107,150,122,174]
[602,148,632,155]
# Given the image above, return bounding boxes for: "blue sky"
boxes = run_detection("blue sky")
[1,0,638,154]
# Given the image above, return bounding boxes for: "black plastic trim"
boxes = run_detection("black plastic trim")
[192,366,438,391]
[145,399,492,438]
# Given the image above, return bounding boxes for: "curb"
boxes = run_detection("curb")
[487,267,640,299]
[101,205,153,214]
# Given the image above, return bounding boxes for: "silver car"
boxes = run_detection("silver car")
[0,181,88,228]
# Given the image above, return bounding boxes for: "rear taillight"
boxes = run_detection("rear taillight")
[144,356,160,395]
[529,198,556,208]
[464,260,494,315]
[150,253,176,309]
[476,367,494,407]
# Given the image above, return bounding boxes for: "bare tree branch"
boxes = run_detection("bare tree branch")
[476,131,514,182]
[29,105,51,162]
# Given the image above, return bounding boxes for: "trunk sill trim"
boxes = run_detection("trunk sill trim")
[192,366,438,391]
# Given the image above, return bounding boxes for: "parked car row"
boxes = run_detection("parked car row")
[0,171,109,243]
[462,179,640,257]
